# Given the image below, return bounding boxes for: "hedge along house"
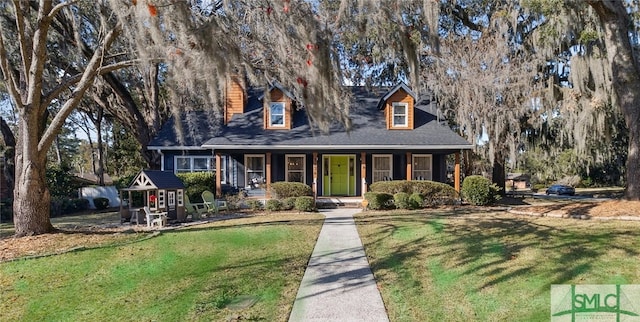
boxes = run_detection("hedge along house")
[119,170,186,221]
[148,77,473,199]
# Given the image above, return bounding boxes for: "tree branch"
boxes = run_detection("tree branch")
[12,0,30,85]
[38,23,122,155]
[25,0,53,112]
[0,30,23,109]
[451,4,483,32]
[48,0,77,20]
[40,59,138,111]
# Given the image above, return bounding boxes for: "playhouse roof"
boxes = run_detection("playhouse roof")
[122,170,185,191]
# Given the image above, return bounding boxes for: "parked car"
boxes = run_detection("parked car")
[545,184,575,196]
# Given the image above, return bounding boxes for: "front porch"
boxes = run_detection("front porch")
[213,151,463,199]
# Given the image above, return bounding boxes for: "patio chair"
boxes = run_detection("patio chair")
[143,206,167,228]
[202,190,227,214]
[184,195,208,220]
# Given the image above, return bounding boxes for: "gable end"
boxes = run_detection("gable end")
[264,88,293,130]
[384,89,415,130]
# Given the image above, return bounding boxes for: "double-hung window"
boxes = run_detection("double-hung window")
[372,154,393,183]
[392,102,408,127]
[286,155,305,183]
[412,154,432,180]
[269,102,285,127]
[245,155,265,188]
[175,156,226,183]
[175,156,215,173]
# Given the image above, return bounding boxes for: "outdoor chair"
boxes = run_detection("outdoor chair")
[201,190,228,214]
[184,195,208,220]
[143,206,167,228]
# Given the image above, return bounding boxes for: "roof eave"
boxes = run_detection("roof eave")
[147,146,209,151]
[201,144,473,150]
[377,82,418,110]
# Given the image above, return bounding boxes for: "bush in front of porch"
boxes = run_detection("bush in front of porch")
[369,180,459,207]
[270,182,312,199]
[176,172,215,203]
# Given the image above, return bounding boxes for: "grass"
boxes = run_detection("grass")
[0,213,323,321]
[355,209,640,322]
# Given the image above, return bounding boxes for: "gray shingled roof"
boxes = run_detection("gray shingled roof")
[148,111,222,148]
[149,86,473,151]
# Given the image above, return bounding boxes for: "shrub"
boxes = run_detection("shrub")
[294,196,316,212]
[50,198,89,217]
[461,175,501,206]
[0,198,13,222]
[364,192,393,210]
[556,175,582,187]
[415,182,460,207]
[369,181,412,194]
[265,199,282,212]
[93,197,110,210]
[282,197,297,210]
[115,173,137,189]
[270,182,312,199]
[176,172,215,203]
[246,199,263,211]
[370,180,459,207]
[393,192,411,209]
[224,193,243,211]
[46,165,81,198]
[409,193,424,209]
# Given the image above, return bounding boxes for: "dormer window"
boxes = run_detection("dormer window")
[269,102,285,127]
[392,102,408,127]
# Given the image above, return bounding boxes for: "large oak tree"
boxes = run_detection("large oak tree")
[0,1,127,235]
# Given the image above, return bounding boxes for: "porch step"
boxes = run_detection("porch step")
[316,198,364,209]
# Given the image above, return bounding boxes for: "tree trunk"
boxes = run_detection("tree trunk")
[13,164,52,236]
[95,107,105,186]
[492,156,506,196]
[13,115,54,236]
[589,1,640,200]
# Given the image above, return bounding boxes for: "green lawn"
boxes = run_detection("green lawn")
[0,214,323,321]
[355,210,640,322]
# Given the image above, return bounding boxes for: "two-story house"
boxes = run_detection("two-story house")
[148,77,473,198]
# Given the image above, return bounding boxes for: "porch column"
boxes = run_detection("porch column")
[454,151,461,192]
[215,152,222,197]
[360,152,367,197]
[406,152,412,180]
[312,152,318,199]
[266,152,272,199]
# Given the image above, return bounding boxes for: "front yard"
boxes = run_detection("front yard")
[2,199,640,321]
[0,213,323,321]
[355,209,640,321]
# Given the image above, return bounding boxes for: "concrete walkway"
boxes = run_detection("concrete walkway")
[288,208,389,322]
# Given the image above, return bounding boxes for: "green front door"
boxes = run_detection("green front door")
[330,156,349,195]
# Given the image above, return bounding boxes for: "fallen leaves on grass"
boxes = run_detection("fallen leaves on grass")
[0,228,147,262]
[514,200,640,218]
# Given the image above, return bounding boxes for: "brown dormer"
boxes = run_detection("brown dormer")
[379,83,416,130]
[224,75,246,125]
[263,84,294,130]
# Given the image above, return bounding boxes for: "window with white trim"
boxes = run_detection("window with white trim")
[177,190,184,207]
[158,190,165,209]
[392,102,408,127]
[174,156,226,183]
[372,154,393,183]
[286,155,305,183]
[269,102,286,127]
[412,154,432,180]
[245,155,265,189]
